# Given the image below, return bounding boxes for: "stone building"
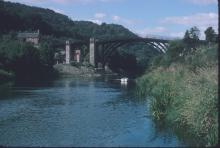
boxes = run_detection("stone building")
[17,30,40,47]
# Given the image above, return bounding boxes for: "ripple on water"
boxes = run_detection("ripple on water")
[0,77,185,147]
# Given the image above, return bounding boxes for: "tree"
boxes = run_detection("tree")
[183,26,201,51]
[108,50,139,76]
[183,29,194,53]
[183,30,191,45]
[166,40,185,62]
[0,39,42,79]
[39,42,55,67]
[189,26,200,40]
[204,27,216,42]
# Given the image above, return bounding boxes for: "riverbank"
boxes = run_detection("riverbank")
[136,43,218,146]
[0,69,15,84]
[0,63,115,85]
[53,64,105,77]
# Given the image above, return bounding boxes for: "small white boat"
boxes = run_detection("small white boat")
[120,77,128,83]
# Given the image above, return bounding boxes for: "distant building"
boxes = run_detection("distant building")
[17,30,40,47]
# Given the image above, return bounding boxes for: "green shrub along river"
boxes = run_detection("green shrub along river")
[137,42,218,146]
[0,38,58,83]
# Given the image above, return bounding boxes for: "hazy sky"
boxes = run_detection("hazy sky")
[6,0,218,39]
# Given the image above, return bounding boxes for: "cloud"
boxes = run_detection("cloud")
[53,0,94,4]
[94,13,106,19]
[47,0,117,4]
[136,27,167,37]
[161,12,218,32]
[161,12,218,26]
[161,12,218,39]
[87,12,107,25]
[135,26,208,39]
[48,7,64,13]
[184,0,217,5]
[88,19,102,25]
[112,15,135,25]
[6,0,44,5]
[170,30,206,40]
[112,15,120,21]
[169,32,185,38]
[90,13,136,26]
[7,0,121,5]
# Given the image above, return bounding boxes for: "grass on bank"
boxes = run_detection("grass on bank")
[136,43,218,146]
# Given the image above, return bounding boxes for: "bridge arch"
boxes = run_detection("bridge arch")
[93,37,171,68]
[62,37,172,67]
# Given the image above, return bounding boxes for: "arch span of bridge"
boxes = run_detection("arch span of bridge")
[65,37,172,67]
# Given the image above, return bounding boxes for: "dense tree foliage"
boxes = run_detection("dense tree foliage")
[189,26,200,40]
[0,35,56,80]
[0,1,136,39]
[152,26,215,68]
[166,40,185,62]
[108,50,141,77]
[39,42,55,67]
[183,26,201,50]
[204,27,217,43]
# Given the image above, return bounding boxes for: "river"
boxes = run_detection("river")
[0,76,186,147]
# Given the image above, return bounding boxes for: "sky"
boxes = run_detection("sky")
[6,0,218,39]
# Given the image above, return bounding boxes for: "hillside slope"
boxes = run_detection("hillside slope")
[0,1,159,76]
[0,1,136,39]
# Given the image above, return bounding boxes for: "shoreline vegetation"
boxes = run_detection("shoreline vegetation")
[136,26,218,146]
[0,38,58,84]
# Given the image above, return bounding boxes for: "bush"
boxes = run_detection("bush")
[0,69,14,83]
[39,42,55,67]
[0,38,57,80]
[70,61,81,68]
[136,44,218,146]
[184,44,217,71]
[82,62,94,68]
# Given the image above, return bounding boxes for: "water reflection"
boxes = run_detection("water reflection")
[0,77,185,147]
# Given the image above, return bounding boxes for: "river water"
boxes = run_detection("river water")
[0,76,186,147]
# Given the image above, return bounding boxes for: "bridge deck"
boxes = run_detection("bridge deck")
[96,37,171,44]
[58,37,206,46]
